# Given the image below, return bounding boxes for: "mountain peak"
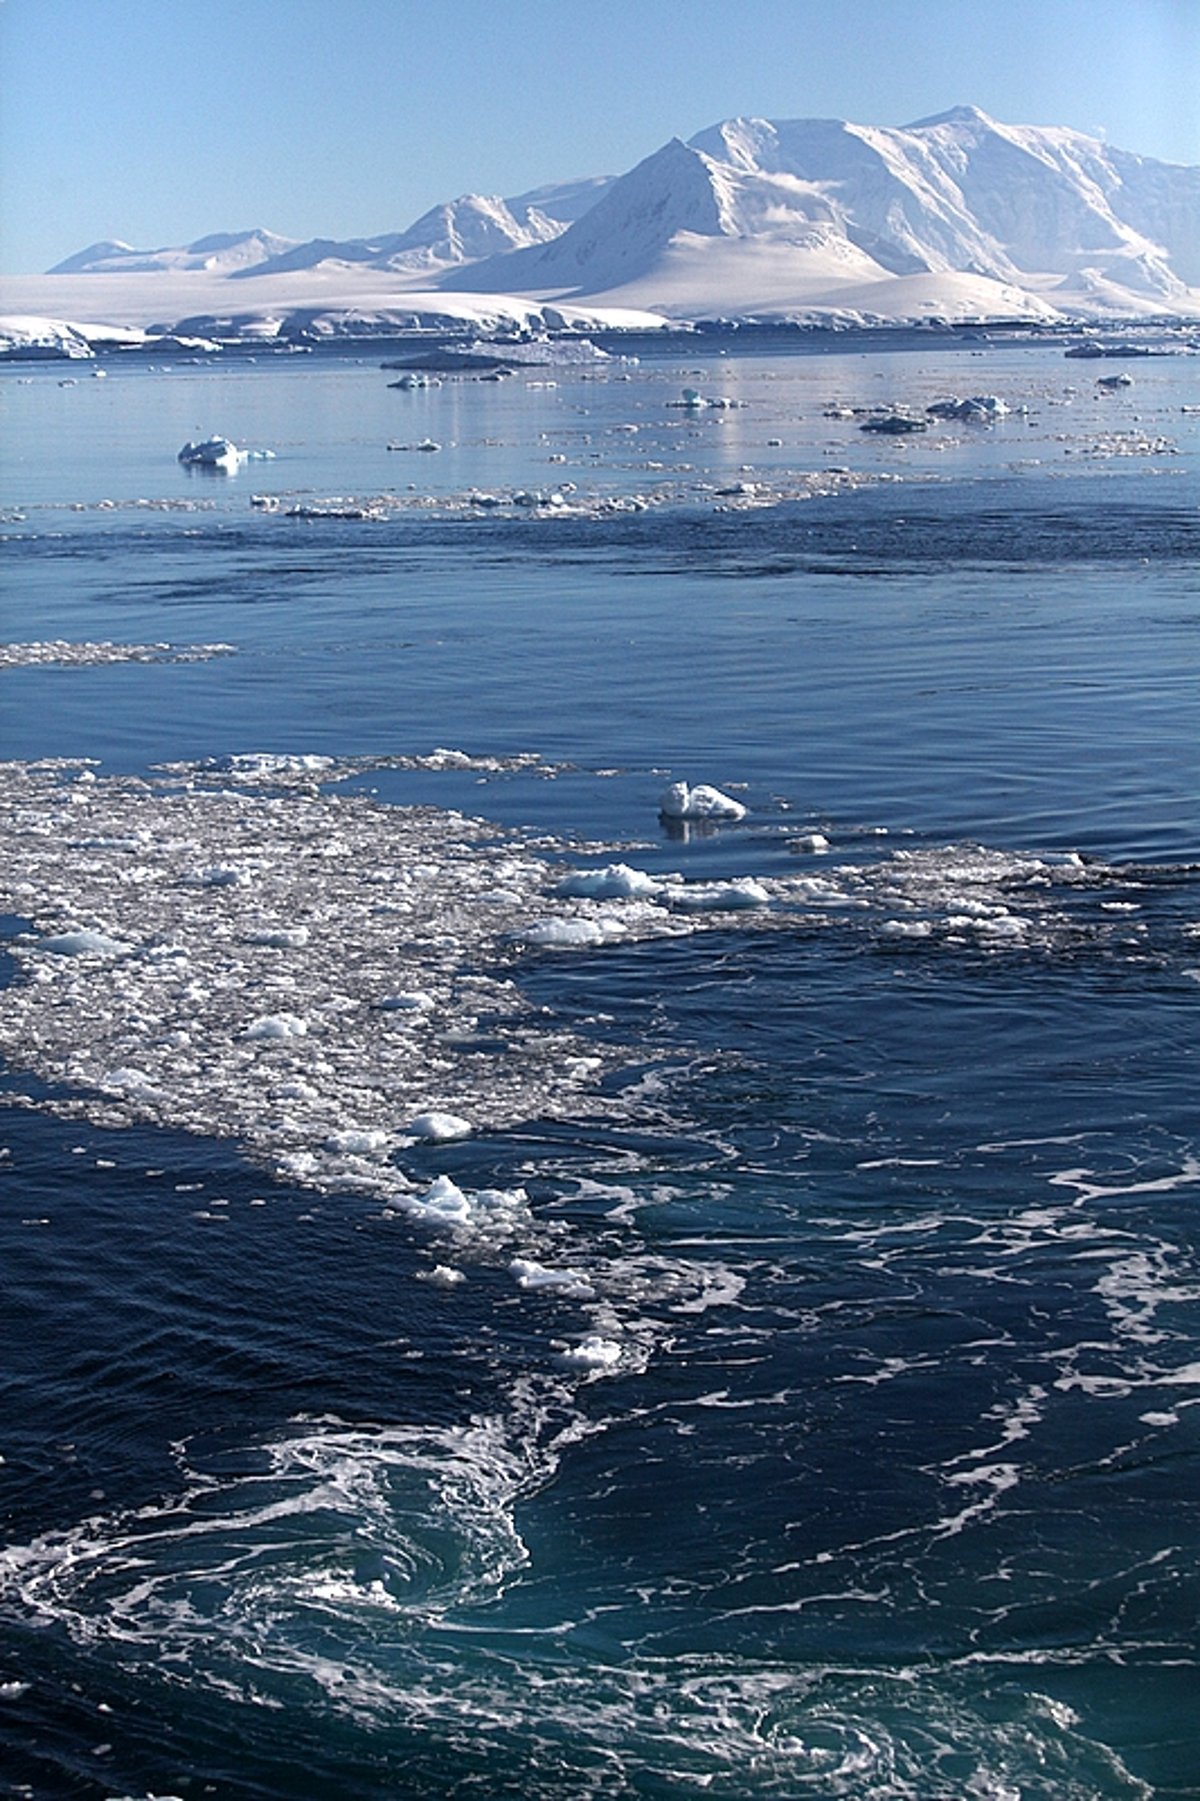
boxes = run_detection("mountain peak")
[907,104,997,131]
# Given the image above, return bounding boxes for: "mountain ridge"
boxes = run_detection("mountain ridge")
[35,107,1200,323]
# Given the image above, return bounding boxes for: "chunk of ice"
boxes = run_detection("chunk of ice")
[659,781,746,822]
[41,928,131,957]
[556,863,662,900]
[243,1012,309,1041]
[407,1111,472,1142]
[557,1335,623,1370]
[524,917,625,948]
[510,1257,595,1298]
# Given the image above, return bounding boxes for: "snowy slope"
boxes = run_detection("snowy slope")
[455,106,1199,315]
[49,230,300,276]
[58,180,618,286]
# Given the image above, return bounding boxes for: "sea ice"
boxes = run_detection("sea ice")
[245,925,310,948]
[510,1257,595,1298]
[325,1129,390,1157]
[395,1175,473,1224]
[378,990,436,1012]
[664,878,770,912]
[658,781,747,822]
[0,761,1117,1219]
[406,1111,473,1142]
[926,395,1011,421]
[557,1335,623,1370]
[523,917,627,948]
[555,863,663,900]
[40,927,131,957]
[242,1013,309,1041]
[177,437,244,471]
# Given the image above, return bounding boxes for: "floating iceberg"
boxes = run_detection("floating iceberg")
[178,438,275,470]
[178,437,243,471]
[659,780,747,822]
[926,395,1011,422]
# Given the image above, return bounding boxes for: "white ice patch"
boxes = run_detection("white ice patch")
[378,989,435,1012]
[556,1335,623,1370]
[555,862,664,900]
[243,1012,309,1042]
[510,1257,595,1299]
[406,1111,473,1143]
[659,780,747,822]
[523,916,627,948]
[664,878,770,912]
[420,1264,467,1288]
[325,1129,390,1157]
[40,927,132,957]
[196,864,253,889]
[391,1176,530,1237]
[101,1067,161,1100]
[245,925,310,948]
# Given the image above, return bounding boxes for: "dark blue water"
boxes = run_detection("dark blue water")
[1,347,1198,1798]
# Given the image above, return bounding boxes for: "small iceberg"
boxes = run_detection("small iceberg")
[659,780,747,822]
[178,436,243,471]
[669,388,741,411]
[178,437,274,470]
[926,395,1010,422]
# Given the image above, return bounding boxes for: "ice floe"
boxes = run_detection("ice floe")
[556,1335,624,1371]
[407,1111,473,1142]
[659,780,747,822]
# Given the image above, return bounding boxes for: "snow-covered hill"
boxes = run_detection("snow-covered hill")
[19,108,1200,329]
[49,230,300,277]
[53,180,617,284]
[456,107,1200,316]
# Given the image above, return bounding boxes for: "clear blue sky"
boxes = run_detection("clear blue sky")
[2,0,1197,273]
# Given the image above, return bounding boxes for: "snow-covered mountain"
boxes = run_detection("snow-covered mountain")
[454,107,1200,315]
[54,179,616,283]
[28,109,1200,324]
[48,230,300,276]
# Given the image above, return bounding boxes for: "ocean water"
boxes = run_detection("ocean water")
[1,339,1198,1799]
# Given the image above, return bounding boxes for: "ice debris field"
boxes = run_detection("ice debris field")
[0,753,1156,1224]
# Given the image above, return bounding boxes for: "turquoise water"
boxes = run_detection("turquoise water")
[1,341,1198,1798]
